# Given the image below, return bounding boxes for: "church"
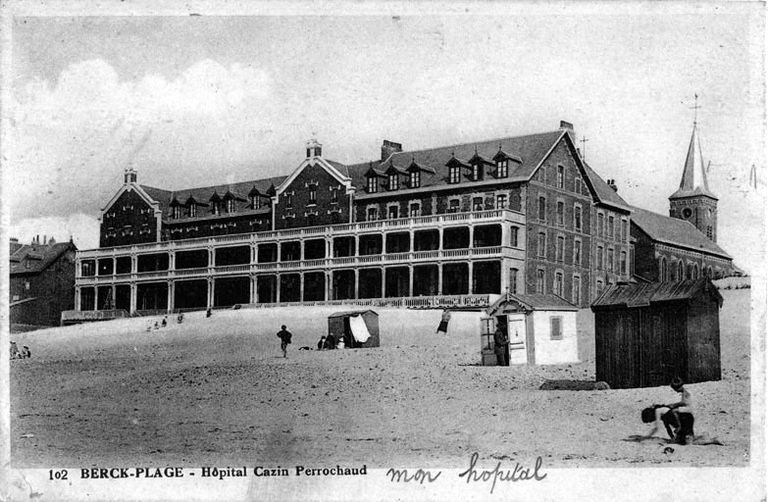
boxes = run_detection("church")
[68,119,733,318]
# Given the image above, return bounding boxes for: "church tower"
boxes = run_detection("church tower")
[668,121,718,242]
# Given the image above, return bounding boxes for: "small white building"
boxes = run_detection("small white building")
[483,293,579,365]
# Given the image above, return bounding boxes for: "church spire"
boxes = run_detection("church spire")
[669,121,716,200]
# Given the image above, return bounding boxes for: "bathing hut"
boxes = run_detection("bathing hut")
[327,310,380,349]
[590,279,722,389]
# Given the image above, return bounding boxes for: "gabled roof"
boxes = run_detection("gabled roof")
[630,206,731,259]
[591,279,723,309]
[670,123,717,200]
[581,160,631,211]
[487,292,578,315]
[10,241,77,275]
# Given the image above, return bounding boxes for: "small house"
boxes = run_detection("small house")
[484,293,579,365]
[590,279,722,389]
[327,310,380,348]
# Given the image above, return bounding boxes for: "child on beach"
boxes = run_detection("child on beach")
[643,377,694,444]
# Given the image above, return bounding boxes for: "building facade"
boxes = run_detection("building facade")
[71,119,731,316]
[10,236,77,329]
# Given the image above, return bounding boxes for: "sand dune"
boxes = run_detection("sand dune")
[10,290,751,468]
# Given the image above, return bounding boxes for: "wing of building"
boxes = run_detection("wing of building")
[70,119,734,317]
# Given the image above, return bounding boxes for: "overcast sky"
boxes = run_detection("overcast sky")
[5,4,765,273]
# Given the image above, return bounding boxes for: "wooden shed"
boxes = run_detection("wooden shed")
[484,293,579,365]
[327,310,380,348]
[591,279,722,389]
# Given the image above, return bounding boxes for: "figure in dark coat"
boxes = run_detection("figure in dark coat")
[493,328,510,366]
[276,325,292,358]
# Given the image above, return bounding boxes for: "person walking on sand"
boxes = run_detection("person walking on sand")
[436,309,451,335]
[277,325,292,358]
[493,326,510,366]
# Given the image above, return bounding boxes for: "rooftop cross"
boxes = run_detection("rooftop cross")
[689,93,702,125]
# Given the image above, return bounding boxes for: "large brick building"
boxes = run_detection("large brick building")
[70,120,733,316]
[10,236,77,329]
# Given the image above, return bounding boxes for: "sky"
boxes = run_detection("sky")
[4,4,766,273]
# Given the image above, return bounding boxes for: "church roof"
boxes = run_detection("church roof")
[669,123,717,200]
[630,206,731,259]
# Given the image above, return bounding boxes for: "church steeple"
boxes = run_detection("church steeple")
[669,109,718,242]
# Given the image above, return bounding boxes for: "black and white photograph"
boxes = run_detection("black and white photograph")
[1,1,765,500]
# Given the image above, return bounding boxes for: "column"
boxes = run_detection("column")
[207,278,214,309]
[129,284,137,314]
[354,269,360,299]
[251,244,257,264]
[438,227,444,251]
[250,276,256,304]
[381,267,386,298]
[131,255,138,274]
[325,271,332,301]
[168,251,175,271]
[75,286,82,311]
[468,226,474,249]
[275,274,281,304]
[167,281,174,313]
[111,285,116,309]
[94,287,100,311]
[468,261,474,295]
[408,265,414,297]
[299,273,305,302]
[300,239,305,261]
[437,266,443,296]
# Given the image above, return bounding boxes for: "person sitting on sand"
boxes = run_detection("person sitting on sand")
[323,333,336,350]
[20,346,31,359]
[643,377,695,444]
[9,341,20,359]
[317,336,326,350]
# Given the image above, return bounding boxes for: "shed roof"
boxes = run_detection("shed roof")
[489,293,578,314]
[327,309,379,318]
[591,279,723,309]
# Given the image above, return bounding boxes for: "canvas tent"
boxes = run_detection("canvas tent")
[327,310,380,348]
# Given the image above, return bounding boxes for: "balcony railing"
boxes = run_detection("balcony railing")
[77,209,525,259]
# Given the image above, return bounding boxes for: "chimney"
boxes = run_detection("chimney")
[381,140,403,161]
[607,179,618,192]
[559,120,574,133]
[43,235,47,245]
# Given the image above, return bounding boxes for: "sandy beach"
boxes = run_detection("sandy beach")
[9,289,751,469]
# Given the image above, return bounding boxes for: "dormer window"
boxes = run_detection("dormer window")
[388,173,399,191]
[496,160,508,178]
[306,148,312,158]
[308,185,317,205]
[172,206,181,219]
[471,163,481,181]
[189,204,197,218]
[410,170,420,188]
[367,176,378,193]
[449,166,460,184]
[226,198,235,213]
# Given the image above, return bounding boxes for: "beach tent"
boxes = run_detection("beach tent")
[327,310,380,348]
[591,279,723,389]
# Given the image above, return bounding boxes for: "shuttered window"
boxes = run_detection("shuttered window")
[550,316,563,340]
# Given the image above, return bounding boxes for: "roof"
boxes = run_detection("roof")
[591,279,723,309]
[630,206,731,259]
[489,293,578,314]
[140,176,286,221]
[669,123,717,200]
[9,241,77,275]
[346,130,565,193]
[581,161,631,210]
[327,309,379,318]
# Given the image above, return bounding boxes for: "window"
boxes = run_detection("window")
[537,232,546,258]
[607,248,614,273]
[510,226,519,247]
[574,204,582,231]
[471,163,481,181]
[597,213,604,238]
[449,166,461,184]
[554,272,564,297]
[367,207,378,221]
[409,203,421,217]
[367,177,378,193]
[388,173,399,191]
[572,275,581,305]
[550,316,563,340]
[596,279,604,295]
[574,238,581,266]
[707,226,713,239]
[496,194,507,209]
[557,201,564,225]
[597,246,604,270]
[509,268,518,294]
[620,251,627,275]
[249,195,259,209]
[331,187,339,203]
[556,236,565,262]
[621,219,628,241]
[388,205,399,220]
[172,206,181,219]
[226,198,235,213]
[496,160,508,178]
[308,185,317,205]
[557,165,564,189]
[286,193,293,209]
[536,269,545,293]
[189,204,197,218]
[608,215,615,239]
[306,148,312,158]
[538,196,546,221]
[212,202,221,216]
[472,197,484,211]
[448,199,460,213]
[574,176,581,195]
[410,171,420,188]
